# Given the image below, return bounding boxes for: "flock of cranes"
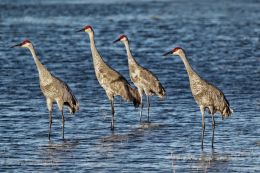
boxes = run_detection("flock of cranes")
[11,25,232,148]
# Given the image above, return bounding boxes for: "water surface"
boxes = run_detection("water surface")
[0,0,259,172]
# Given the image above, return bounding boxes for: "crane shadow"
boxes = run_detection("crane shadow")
[94,122,168,155]
[171,148,231,172]
[39,139,80,166]
[100,122,167,143]
[197,149,231,171]
[43,139,80,152]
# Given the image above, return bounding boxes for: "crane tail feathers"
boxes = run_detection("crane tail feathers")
[129,87,141,108]
[230,107,234,113]
[64,93,79,115]
[158,86,166,100]
[222,105,233,120]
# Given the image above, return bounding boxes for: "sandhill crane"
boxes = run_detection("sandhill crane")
[163,47,232,148]
[77,26,140,130]
[114,35,166,122]
[11,40,79,140]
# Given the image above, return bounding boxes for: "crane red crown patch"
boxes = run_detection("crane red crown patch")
[119,34,126,40]
[173,47,182,52]
[22,40,31,45]
[84,25,93,31]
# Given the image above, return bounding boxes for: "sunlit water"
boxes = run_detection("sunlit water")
[0,0,259,172]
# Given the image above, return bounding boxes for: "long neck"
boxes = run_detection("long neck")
[123,40,138,66]
[88,32,106,67]
[28,46,52,84]
[179,52,196,77]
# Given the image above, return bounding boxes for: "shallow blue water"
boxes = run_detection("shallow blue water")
[0,0,259,172]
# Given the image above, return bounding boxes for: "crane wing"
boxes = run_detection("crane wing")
[42,74,79,113]
[136,66,166,97]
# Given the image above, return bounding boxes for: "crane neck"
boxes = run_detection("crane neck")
[87,32,106,67]
[178,52,196,77]
[27,45,52,84]
[123,40,138,66]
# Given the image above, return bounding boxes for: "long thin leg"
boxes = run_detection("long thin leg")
[212,113,215,128]
[110,98,115,130]
[147,96,150,122]
[208,106,215,148]
[139,94,143,123]
[200,106,205,149]
[139,102,144,123]
[61,109,65,139]
[138,90,143,123]
[48,110,53,140]
[46,99,53,140]
[211,113,215,148]
[212,125,215,148]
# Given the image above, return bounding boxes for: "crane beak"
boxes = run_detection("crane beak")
[76,28,85,32]
[10,43,22,48]
[113,38,120,43]
[163,50,173,56]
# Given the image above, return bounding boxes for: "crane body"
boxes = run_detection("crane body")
[164,47,232,148]
[114,35,166,122]
[78,26,140,130]
[11,40,79,140]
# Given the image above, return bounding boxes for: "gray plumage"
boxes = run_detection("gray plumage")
[80,26,140,130]
[12,40,79,140]
[115,35,166,122]
[164,47,232,148]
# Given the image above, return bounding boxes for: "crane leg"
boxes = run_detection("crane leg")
[209,106,215,128]
[140,102,144,123]
[47,99,53,140]
[209,106,215,148]
[211,112,215,148]
[200,106,205,149]
[61,109,65,139]
[212,124,215,148]
[110,99,115,130]
[212,114,215,128]
[138,89,143,123]
[48,110,53,140]
[147,96,150,122]
[56,99,65,140]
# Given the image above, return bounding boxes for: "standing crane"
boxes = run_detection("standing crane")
[77,26,140,130]
[163,47,232,148]
[114,35,166,122]
[11,40,79,140]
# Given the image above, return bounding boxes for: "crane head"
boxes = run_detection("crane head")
[113,34,127,43]
[163,47,183,56]
[76,25,94,33]
[11,39,32,48]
